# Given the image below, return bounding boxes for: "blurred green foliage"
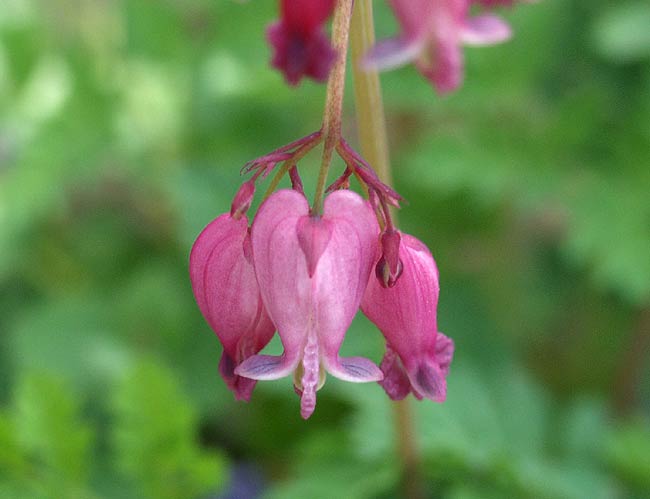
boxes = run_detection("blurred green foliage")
[0,0,648,498]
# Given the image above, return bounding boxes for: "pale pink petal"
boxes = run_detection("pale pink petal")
[461,14,512,46]
[362,37,426,71]
[246,190,312,374]
[316,190,383,382]
[299,332,320,419]
[235,354,296,380]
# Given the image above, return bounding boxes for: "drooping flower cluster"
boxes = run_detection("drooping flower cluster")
[266,0,527,92]
[190,133,454,418]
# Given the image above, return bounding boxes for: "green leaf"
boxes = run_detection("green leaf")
[606,420,650,492]
[111,359,227,499]
[12,373,94,498]
[592,3,650,63]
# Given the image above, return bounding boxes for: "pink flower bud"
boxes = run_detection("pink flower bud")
[362,233,454,402]
[267,0,337,85]
[235,189,383,419]
[189,213,275,401]
[230,180,256,219]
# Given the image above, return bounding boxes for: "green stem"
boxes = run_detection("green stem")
[312,0,354,215]
[350,2,424,499]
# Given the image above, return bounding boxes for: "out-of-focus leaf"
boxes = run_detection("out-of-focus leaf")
[111,359,227,499]
[347,361,614,499]
[11,373,95,498]
[606,420,650,492]
[592,3,650,63]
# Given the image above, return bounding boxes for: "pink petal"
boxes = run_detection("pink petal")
[417,40,464,94]
[267,23,336,85]
[378,346,412,400]
[189,214,275,400]
[297,215,333,277]
[316,190,383,382]
[388,0,436,39]
[239,190,311,378]
[235,354,295,380]
[281,0,335,35]
[461,14,512,46]
[362,36,425,71]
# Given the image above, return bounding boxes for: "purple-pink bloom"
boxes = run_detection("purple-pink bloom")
[362,232,454,401]
[189,213,275,401]
[363,0,511,93]
[235,189,383,419]
[267,0,337,86]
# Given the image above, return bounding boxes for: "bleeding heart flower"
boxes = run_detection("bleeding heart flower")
[189,213,275,401]
[235,189,383,419]
[363,0,511,93]
[267,0,337,85]
[362,232,454,401]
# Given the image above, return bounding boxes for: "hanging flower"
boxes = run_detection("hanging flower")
[362,231,454,401]
[235,189,383,419]
[267,0,337,85]
[189,211,275,401]
[363,0,511,93]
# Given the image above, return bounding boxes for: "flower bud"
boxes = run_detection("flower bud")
[230,180,256,219]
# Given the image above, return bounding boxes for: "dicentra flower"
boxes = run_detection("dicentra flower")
[363,0,511,93]
[362,231,454,401]
[267,0,337,85]
[235,189,383,419]
[189,211,275,401]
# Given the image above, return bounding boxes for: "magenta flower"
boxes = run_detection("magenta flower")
[267,0,337,85]
[236,189,383,419]
[363,0,511,93]
[189,212,275,401]
[362,232,454,401]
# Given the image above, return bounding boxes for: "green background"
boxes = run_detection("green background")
[1,0,649,498]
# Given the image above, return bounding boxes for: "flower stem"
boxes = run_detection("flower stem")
[350,2,424,499]
[312,0,354,215]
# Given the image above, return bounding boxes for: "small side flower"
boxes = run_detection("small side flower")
[362,232,454,401]
[363,0,512,94]
[189,212,275,401]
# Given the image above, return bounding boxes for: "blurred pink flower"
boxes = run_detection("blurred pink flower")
[235,189,383,419]
[189,212,275,401]
[362,232,454,401]
[267,0,336,85]
[363,0,511,93]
